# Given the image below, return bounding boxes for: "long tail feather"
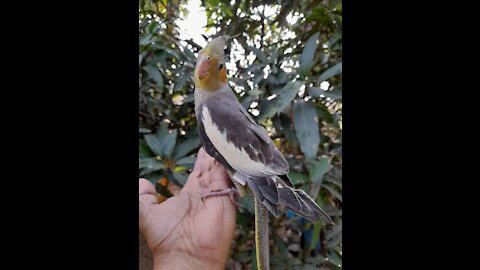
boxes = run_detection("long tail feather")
[249,187,270,270]
[247,176,334,224]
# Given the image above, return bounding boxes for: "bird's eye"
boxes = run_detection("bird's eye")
[219,63,224,70]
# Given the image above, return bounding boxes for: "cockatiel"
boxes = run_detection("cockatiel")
[194,35,333,270]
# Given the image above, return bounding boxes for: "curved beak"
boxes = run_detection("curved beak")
[197,57,212,80]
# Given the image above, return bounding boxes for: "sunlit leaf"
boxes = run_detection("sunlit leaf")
[259,81,303,122]
[249,46,268,63]
[309,87,342,100]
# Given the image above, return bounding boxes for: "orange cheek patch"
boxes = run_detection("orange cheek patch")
[220,68,227,83]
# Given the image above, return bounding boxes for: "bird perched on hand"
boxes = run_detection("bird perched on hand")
[194,35,333,270]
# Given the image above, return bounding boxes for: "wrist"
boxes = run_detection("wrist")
[152,250,224,270]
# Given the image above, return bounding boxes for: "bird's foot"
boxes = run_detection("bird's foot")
[201,188,241,208]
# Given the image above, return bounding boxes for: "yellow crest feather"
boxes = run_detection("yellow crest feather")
[199,35,229,60]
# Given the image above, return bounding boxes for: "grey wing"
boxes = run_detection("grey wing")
[199,94,289,177]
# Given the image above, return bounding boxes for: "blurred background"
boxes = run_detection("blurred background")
[139,0,342,269]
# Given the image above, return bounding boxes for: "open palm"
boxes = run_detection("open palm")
[139,148,237,270]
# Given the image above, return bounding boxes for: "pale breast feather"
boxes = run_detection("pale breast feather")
[199,98,288,177]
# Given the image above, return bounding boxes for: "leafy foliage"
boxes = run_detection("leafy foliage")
[139,0,342,268]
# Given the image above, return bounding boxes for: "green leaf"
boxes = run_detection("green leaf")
[172,171,188,186]
[305,255,327,265]
[289,258,303,267]
[327,250,342,267]
[175,156,196,167]
[253,70,264,86]
[144,64,164,88]
[267,72,285,86]
[160,45,181,59]
[144,134,164,157]
[139,158,165,174]
[233,251,250,262]
[259,81,303,122]
[322,184,342,202]
[139,140,155,158]
[276,236,289,258]
[309,87,342,101]
[184,93,195,103]
[248,88,263,97]
[324,175,342,188]
[246,63,266,73]
[273,113,298,147]
[144,124,177,158]
[241,95,256,110]
[157,126,177,158]
[315,103,334,123]
[148,21,158,33]
[318,62,342,82]
[299,264,317,270]
[139,128,151,133]
[173,74,189,92]
[298,32,320,76]
[328,32,342,48]
[249,46,268,63]
[139,34,151,46]
[287,172,309,185]
[323,88,342,100]
[143,172,163,186]
[293,100,320,161]
[270,255,286,268]
[251,246,258,270]
[308,157,332,183]
[326,220,342,248]
[237,191,254,214]
[310,222,322,250]
[173,137,200,160]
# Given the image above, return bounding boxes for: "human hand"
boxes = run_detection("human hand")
[139,148,236,270]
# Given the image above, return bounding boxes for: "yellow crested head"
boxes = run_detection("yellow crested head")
[194,35,229,91]
[199,35,228,60]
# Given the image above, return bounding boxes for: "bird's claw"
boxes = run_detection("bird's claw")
[201,188,241,208]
